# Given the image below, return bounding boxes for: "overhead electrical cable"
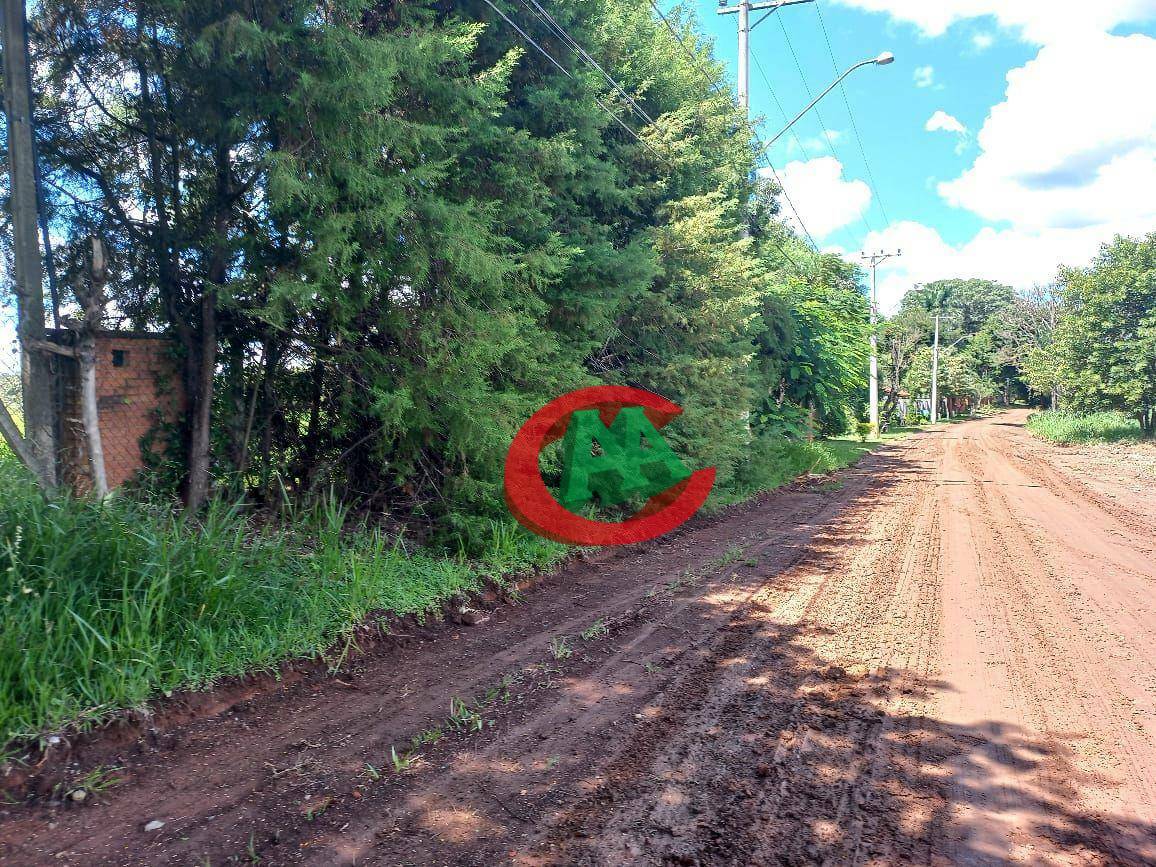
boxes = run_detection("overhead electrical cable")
[774,12,876,240]
[751,52,860,253]
[479,0,672,167]
[521,0,656,125]
[813,0,892,227]
[642,1,819,254]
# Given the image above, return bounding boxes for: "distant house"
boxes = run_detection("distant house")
[49,330,185,493]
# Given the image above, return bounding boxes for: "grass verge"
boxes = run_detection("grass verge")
[0,460,564,754]
[1026,410,1142,445]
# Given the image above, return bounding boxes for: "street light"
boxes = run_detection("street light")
[757,52,896,156]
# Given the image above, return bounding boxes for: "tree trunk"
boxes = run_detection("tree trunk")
[185,290,217,510]
[184,131,232,511]
[73,237,109,497]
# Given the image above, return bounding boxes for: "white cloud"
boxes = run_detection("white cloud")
[913,65,935,87]
[937,32,1156,233]
[925,110,971,154]
[925,110,966,135]
[971,31,995,51]
[830,0,1156,44]
[856,29,1156,311]
[858,220,1125,314]
[760,157,871,240]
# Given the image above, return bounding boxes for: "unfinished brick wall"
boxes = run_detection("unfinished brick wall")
[55,331,185,493]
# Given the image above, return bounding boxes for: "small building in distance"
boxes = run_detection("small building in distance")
[50,330,184,493]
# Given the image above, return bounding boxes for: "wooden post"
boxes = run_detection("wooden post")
[2,0,56,486]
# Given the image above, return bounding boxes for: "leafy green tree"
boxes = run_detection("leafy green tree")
[1054,234,1156,435]
[901,278,1014,347]
[878,305,931,426]
[903,345,993,407]
[997,284,1064,408]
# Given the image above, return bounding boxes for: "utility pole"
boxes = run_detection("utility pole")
[931,313,939,424]
[860,250,901,434]
[717,0,814,114]
[2,0,56,487]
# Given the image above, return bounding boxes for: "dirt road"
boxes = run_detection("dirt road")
[2,410,1154,865]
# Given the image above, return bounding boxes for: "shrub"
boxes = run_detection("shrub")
[1025,410,1142,445]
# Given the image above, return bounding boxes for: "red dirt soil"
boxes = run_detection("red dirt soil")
[1,410,1154,865]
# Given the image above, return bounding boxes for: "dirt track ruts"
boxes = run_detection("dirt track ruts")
[1,410,1154,865]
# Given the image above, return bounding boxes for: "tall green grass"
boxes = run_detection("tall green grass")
[0,459,563,752]
[1026,410,1142,445]
[713,435,886,509]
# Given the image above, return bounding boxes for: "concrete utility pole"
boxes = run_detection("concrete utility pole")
[931,313,939,424]
[717,0,814,114]
[861,250,901,434]
[2,0,56,487]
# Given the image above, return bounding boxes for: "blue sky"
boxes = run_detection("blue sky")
[670,0,1156,310]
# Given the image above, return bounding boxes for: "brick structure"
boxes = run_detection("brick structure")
[53,331,185,493]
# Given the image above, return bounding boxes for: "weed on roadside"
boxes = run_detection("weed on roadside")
[362,762,382,782]
[548,636,573,660]
[581,619,609,641]
[448,696,484,732]
[58,764,123,803]
[713,544,748,567]
[390,744,418,773]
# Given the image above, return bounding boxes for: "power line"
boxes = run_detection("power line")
[479,0,672,168]
[646,0,728,100]
[521,0,655,126]
[751,50,860,254]
[645,0,820,257]
[813,0,891,228]
[492,0,818,276]
[775,12,875,237]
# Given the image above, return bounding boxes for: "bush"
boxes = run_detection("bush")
[855,422,873,442]
[1025,410,1142,445]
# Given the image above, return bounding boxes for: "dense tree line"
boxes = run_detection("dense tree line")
[8,0,871,544]
[876,234,1156,437]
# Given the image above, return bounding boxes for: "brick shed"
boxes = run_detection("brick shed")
[51,330,185,493]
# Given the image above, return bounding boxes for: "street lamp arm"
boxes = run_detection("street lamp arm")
[760,58,875,156]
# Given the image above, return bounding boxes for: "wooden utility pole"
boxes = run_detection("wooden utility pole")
[2,0,56,487]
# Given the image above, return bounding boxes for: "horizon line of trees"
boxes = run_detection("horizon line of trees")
[877,232,1156,437]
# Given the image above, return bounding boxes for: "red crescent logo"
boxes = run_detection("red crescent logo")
[504,386,716,545]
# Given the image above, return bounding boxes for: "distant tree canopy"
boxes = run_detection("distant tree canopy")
[10,0,874,543]
[881,277,1016,421]
[900,278,1015,345]
[880,235,1156,434]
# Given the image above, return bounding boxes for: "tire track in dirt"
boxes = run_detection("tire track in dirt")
[4,416,1154,866]
[0,447,915,866]
[932,413,1155,865]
